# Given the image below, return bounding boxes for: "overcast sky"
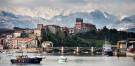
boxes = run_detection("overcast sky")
[0,0,135,17]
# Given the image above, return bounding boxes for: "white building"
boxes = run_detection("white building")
[42,41,53,48]
[69,28,75,34]
[11,38,37,49]
[13,31,22,38]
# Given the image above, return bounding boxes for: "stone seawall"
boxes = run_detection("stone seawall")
[22,48,44,52]
[126,52,135,57]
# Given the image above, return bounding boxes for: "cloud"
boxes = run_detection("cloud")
[0,0,135,17]
[0,0,90,7]
[1,0,134,7]
[50,0,90,6]
[0,0,52,7]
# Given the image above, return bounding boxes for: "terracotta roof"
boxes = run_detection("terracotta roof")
[14,30,22,33]
[0,38,4,40]
[11,38,31,41]
[69,28,74,29]
[47,25,60,27]
[0,44,3,47]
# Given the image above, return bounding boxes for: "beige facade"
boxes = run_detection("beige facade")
[10,38,37,49]
[42,41,53,48]
[13,31,22,38]
[37,24,43,29]
[34,24,44,37]
[47,25,61,34]
[34,28,42,37]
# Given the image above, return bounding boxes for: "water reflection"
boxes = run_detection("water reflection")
[133,57,135,61]
[0,53,135,66]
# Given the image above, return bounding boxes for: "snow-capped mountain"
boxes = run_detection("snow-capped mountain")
[0,11,51,28]
[107,15,135,31]
[126,28,135,33]
[0,7,94,19]
[50,10,119,28]
[0,7,134,32]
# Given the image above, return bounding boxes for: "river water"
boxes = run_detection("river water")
[0,53,135,66]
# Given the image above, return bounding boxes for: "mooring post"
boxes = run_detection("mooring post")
[91,47,96,53]
[76,47,81,53]
[61,46,65,53]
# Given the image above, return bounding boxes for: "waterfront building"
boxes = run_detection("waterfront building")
[41,41,53,48]
[127,38,135,52]
[10,38,37,49]
[117,40,127,51]
[117,38,135,52]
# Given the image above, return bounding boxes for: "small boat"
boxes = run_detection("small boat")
[103,48,113,56]
[0,50,9,54]
[10,55,42,64]
[102,40,113,56]
[58,56,67,63]
[16,50,23,53]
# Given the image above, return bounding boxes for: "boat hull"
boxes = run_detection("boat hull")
[10,58,42,64]
[104,51,113,56]
[58,56,67,63]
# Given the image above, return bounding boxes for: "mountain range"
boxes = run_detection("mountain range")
[0,7,135,32]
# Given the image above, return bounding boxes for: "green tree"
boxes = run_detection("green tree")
[20,32,29,38]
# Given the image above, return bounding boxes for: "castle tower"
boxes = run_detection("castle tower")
[34,23,44,37]
[74,18,83,29]
[37,24,43,29]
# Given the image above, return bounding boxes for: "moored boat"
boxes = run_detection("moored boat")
[103,48,113,56]
[10,55,42,64]
[58,56,67,63]
[102,40,113,56]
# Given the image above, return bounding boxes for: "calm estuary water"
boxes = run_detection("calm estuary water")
[0,53,135,66]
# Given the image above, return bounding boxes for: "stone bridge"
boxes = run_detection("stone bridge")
[43,47,103,53]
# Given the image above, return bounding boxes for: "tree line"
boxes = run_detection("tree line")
[1,26,135,47]
[41,26,135,47]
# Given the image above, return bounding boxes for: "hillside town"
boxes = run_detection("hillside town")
[1,0,135,65]
[0,18,135,58]
[0,18,96,50]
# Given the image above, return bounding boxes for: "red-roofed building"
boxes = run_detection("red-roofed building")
[10,38,37,49]
[74,18,96,33]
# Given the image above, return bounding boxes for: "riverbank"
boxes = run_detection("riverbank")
[114,51,135,57]
[126,52,135,57]
[0,52,135,66]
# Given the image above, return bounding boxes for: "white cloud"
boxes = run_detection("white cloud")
[107,22,135,30]
[0,0,135,18]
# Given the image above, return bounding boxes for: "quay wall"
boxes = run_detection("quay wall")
[22,48,44,52]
